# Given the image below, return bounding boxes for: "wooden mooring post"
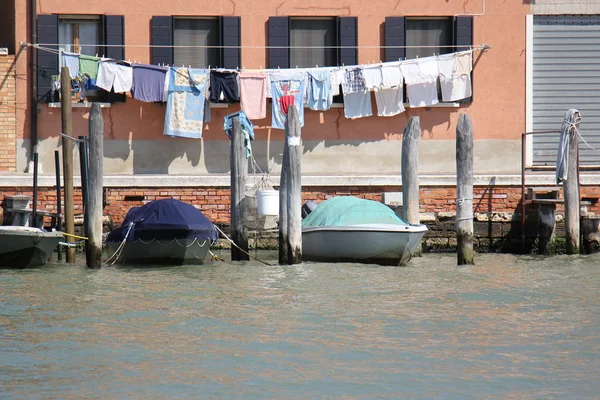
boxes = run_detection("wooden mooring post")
[456,114,474,265]
[60,66,76,263]
[54,150,62,261]
[279,105,302,265]
[85,103,104,268]
[402,116,421,256]
[230,117,249,261]
[564,120,580,255]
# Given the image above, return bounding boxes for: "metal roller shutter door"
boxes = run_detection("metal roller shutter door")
[533,16,600,165]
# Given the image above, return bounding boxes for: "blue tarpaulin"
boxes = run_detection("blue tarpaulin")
[106,198,218,243]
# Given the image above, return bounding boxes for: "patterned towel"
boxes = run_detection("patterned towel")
[163,68,209,139]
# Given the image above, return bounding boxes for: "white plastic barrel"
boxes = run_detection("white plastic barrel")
[257,190,279,216]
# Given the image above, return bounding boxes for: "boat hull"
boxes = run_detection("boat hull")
[106,237,212,265]
[0,227,63,268]
[302,224,427,266]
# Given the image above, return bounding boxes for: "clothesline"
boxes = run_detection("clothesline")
[27,42,484,71]
[36,41,482,142]
[23,41,492,50]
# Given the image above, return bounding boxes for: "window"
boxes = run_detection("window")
[173,18,220,68]
[58,16,102,56]
[405,17,453,59]
[150,16,240,69]
[290,18,337,68]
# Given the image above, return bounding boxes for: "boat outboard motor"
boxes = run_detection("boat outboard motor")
[302,200,318,219]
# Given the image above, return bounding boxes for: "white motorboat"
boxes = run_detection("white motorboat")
[301,197,428,266]
[0,226,63,268]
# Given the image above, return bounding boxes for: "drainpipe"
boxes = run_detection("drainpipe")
[29,0,38,169]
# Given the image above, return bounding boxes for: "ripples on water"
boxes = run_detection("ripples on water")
[1,253,599,399]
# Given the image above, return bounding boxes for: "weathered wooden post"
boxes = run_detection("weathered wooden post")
[78,136,89,211]
[54,150,62,260]
[60,66,76,262]
[285,105,302,264]
[278,140,289,264]
[86,103,104,268]
[230,117,249,261]
[31,152,38,227]
[564,118,580,255]
[456,114,474,265]
[402,116,421,256]
[537,204,556,255]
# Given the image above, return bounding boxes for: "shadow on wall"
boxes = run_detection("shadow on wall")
[35,94,462,174]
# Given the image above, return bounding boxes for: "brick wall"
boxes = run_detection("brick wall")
[2,184,600,227]
[0,55,16,172]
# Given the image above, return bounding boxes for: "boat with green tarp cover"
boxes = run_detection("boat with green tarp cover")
[301,196,427,265]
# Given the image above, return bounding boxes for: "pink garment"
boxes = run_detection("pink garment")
[239,72,267,120]
[280,95,295,115]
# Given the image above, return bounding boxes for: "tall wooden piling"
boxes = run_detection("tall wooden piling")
[278,139,289,264]
[60,66,76,262]
[230,117,249,261]
[280,105,302,264]
[86,103,104,268]
[564,121,580,255]
[54,150,62,260]
[78,136,89,211]
[402,116,421,256]
[31,152,38,227]
[456,114,474,265]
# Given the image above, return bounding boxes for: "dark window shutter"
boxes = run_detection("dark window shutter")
[454,16,474,102]
[37,14,58,103]
[337,17,357,66]
[220,16,241,69]
[103,15,125,60]
[384,17,405,62]
[103,15,126,102]
[151,16,173,66]
[268,17,289,69]
[454,16,473,52]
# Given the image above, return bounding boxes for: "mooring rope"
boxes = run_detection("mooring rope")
[104,222,134,266]
[212,224,275,266]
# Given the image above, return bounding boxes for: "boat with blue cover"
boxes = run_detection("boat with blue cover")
[301,196,427,266]
[105,198,218,265]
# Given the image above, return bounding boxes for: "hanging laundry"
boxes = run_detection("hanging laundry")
[223,111,255,158]
[456,51,473,75]
[360,65,383,90]
[330,68,345,96]
[342,68,366,95]
[210,71,239,103]
[131,64,167,102]
[270,72,306,130]
[61,51,79,79]
[78,54,100,81]
[306,69,333,111]
[163,67,209,139]
[380,63,403,88]
[374,86,405,117]
[203,76,212,123]
[96,60,133,93]
[437,53,472,102]
[343,91,373,119]
[400,57,439,108]
[239,72,267,120]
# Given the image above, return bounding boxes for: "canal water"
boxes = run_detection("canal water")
[1,253,599,399]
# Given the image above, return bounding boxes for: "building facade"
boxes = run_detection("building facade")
[1,1,599,241]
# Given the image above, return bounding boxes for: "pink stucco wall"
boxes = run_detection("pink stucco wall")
[14,0,529,148]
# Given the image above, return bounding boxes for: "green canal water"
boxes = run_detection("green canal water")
[1,253,599,399]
